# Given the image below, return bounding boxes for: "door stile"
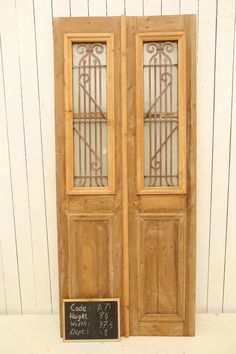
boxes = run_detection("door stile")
[54,18,69,336]
[121,15,130,337]
[183,15,196,336]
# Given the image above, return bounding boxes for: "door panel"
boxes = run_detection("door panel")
[127,15,196,336]
[54,15,196,337]
[67,214,115,298]
[138,214,185,320]
[54,16,124,334]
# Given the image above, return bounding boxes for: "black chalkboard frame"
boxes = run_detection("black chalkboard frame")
[62,298,120,342]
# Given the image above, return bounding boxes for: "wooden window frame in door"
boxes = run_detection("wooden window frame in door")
[136,32,187,194]
[64,33,115,195]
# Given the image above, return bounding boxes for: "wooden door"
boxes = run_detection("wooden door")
[54,17,125,334]
[126,15,196,336]
[54,15,196,337]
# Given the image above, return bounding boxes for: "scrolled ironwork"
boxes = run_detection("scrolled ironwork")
[72,42,107,187]
[143,41,178,187]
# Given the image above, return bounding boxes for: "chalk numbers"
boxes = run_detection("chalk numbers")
[97,303,113,337]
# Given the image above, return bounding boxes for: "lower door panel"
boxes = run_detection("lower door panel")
[67,214,115,298]
[133,213,186,335]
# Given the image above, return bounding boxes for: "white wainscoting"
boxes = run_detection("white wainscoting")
[0,0,236,314]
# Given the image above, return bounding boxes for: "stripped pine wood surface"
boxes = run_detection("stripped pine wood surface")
[0,0,236,316]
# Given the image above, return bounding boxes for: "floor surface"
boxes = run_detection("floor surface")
[0,314,235,354]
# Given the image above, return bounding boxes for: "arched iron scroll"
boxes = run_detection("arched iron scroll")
[143,41,179,187]
[72,42,108,187]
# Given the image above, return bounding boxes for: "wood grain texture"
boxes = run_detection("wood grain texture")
[67,214,114,298]
[184,14,196,336]
[121,15,129,336]
[138,214,186,320]
[54,17,70,332]
[55,15,195,337]
[127,15,196,336]
[54,17,123,335]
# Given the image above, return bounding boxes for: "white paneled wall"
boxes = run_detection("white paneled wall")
[0,0,235,315]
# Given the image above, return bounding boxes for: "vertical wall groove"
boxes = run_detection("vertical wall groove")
[0,34,22,314]
[207,0,236,312]
[69,0,71,16]
[32,0,53,313]
[206,0,219,312]
[0,241,7,313]
[14,0,37,312]
[222,0,236,312]
[15,0,41,312]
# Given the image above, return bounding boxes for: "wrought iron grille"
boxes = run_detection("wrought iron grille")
[143,41,178,187]
[72,42,108,187]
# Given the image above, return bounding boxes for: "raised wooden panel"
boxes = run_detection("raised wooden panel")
[67,214,114,298]
[138,214,186,323]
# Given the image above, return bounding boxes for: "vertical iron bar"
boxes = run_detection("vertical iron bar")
[164,61,168,186]
[83,58,87,186]
[170,63,173,185]
[78,64,82,186]
[154,58,157,186]
[89,51,92,186]
[159,52,162,186]
[176,58,179,185]
[99,57,103,186]
[94,59,98,186]
[149,54,152,185]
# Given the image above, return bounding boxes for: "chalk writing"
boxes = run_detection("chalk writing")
[63,299,119,341]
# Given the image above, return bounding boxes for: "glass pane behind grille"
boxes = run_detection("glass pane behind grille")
[72,42,108,187]
[143,41,178,187]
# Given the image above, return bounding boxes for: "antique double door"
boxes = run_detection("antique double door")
[54,15,196,336]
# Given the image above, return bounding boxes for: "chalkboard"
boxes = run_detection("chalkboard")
[63,298,120,342]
